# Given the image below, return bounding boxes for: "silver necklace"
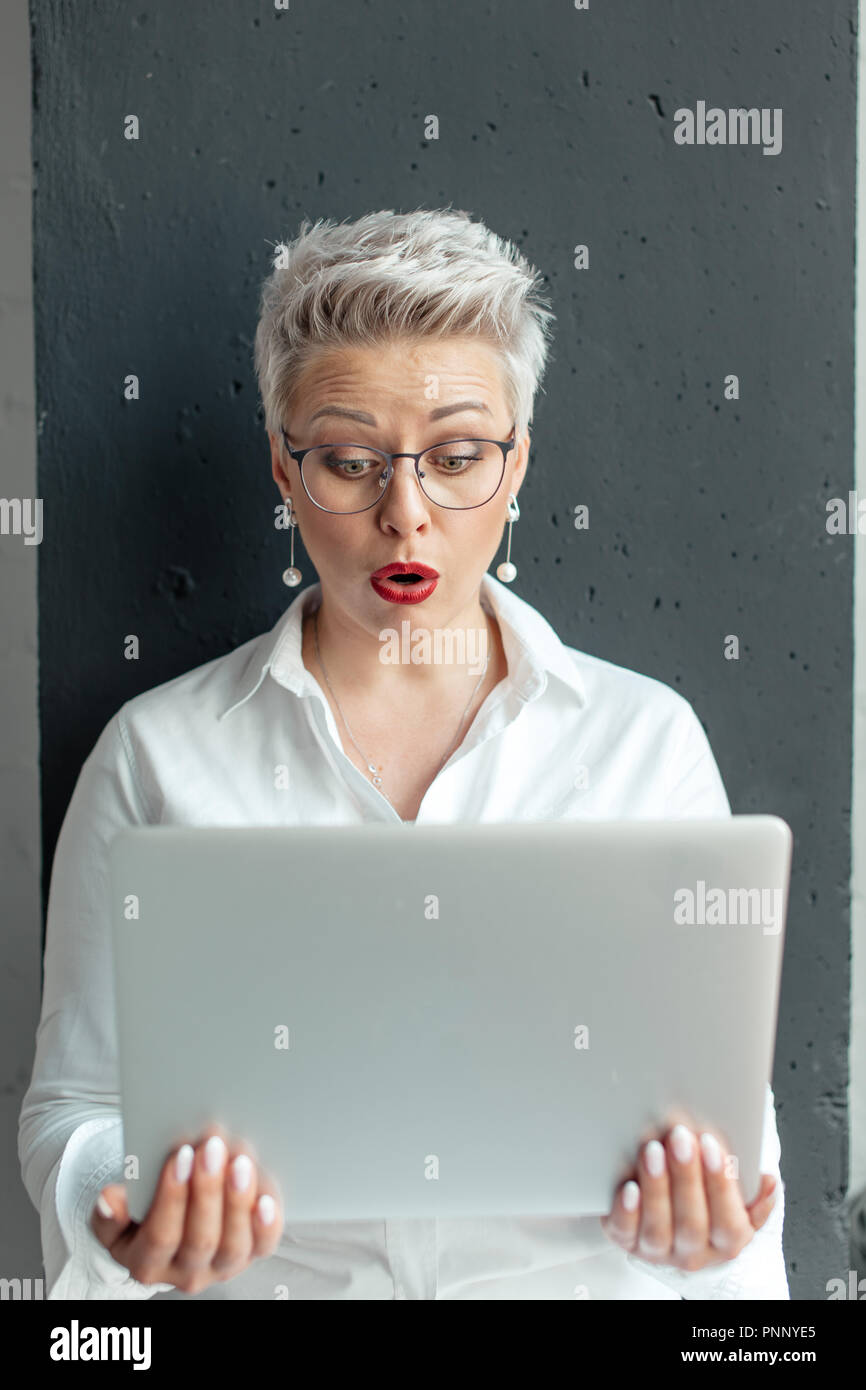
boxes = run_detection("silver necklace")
[313,607,491,800]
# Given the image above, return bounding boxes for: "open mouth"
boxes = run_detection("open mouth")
[369,566,439,602]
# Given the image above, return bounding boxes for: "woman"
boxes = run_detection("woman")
[19,208,788,1299]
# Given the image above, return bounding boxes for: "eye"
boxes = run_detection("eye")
[430,451,480,470]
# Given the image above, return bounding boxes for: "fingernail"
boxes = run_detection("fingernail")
[230,1154,253,1192]
[204,1135,227,1174]
[257,1193,276,1225]
[671,1125,693,1164]
[699,1131,722,1173]
[175,1143,194,1183]
[644,1140,666,1177]
[622,1180,641,1212]
[96,1193,114,1218]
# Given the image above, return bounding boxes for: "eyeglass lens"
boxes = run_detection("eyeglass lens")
[300,440,506,512]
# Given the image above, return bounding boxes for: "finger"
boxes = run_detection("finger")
[601,1178,642,1251]
[211,1151,258,1280]
[699,1131,755,1259]
[635,1139,673,1261]
[250,1183,283,1260]
[121,1141,195,1284]
[745,1173,778,1229]
[665,1126,710,1267]
[173,1132,229,1290]
[90,1183,131,1253]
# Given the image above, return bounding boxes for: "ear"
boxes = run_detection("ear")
[269,430,290,495]
[510,427,530,500]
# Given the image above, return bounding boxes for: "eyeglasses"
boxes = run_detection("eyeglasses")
[280,423,517,514]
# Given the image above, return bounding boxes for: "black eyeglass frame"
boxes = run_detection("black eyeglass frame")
[279,423,518,514]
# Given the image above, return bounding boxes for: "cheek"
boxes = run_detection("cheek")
[480,515,507,549]
[453,518,502,556]
[303,517,355,558]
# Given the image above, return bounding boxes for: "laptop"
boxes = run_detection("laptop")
[107,815,792,1223]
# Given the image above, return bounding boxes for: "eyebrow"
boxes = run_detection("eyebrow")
[307,400,493,426]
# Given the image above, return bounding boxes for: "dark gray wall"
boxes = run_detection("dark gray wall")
[30,0,855,1299]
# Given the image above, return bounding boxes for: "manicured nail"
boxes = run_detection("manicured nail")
[175,1143,194,1183]
[622,1180,641,1212]
[230,1154,253,1192]
[257,1193,276,1225]
[644,1140,666,1177]
[204,1135,227,1174]
[700,1131,722,1173]
[96,1193,114,1218]
[671,1125,693,1164]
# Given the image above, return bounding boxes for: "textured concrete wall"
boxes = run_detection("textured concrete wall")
[25,0,856,1298]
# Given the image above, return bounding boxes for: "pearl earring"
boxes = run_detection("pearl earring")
[281,496,302,587]
[495,493,520,583]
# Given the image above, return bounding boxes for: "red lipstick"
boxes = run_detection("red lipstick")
[370,561,439,604]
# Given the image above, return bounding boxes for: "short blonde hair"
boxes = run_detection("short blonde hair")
[253,207,556,439]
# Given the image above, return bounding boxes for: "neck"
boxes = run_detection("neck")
[306,586,499,698]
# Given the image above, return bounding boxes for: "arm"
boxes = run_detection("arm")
[17,712,173,1298]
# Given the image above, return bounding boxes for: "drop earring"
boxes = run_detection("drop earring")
[281,495,302,587]
[495,493,520,583]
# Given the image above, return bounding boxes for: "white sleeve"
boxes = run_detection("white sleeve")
[17,712,173,1299]
[664,701,731,818]
[48,1117,174,1299]
[626,1081,790,1299]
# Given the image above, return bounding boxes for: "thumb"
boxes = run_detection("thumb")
[745,1172,778,1227]
[91,1183,131,1241]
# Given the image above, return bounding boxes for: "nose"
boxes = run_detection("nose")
[377,455,430,526]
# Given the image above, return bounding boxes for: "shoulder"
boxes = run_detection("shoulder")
[558,645,729,815]
[559,639,732,815]
[115,629,267,740]
[563,643,701,735]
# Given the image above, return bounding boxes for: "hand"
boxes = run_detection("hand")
[91,1128,283,1294]
[600,1124,777,1272]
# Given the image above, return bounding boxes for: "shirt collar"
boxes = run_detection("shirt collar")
[217,573,587,720]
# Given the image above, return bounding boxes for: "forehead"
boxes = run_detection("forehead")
[289,336,507,418]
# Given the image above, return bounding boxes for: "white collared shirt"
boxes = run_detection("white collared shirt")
[19,573,789,1299]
